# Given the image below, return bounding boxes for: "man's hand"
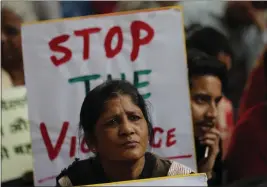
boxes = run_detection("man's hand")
[197,127,220,179]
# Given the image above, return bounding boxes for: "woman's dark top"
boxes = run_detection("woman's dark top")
[1,171,34,187]
[56,152,193,186]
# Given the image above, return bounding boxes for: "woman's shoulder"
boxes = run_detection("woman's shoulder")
[167,160,195,176]
[56,158,94,187]
[153,154,195,176]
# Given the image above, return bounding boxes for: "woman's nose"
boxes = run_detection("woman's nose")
[119,118,134,136]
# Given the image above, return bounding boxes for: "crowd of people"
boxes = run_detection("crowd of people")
[1,1,267,187]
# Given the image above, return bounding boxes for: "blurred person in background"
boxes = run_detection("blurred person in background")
[60,1,94,18]
[92,1,118,14]
[186,27,233,70]
[1,1,37,88]
[224,49,267,183]
[115,1,177,12]
[181,0,267,119]
[187,49,228,186]
[187,27,234,161]
[224,174,267,187]
[32,1,61,20]
[238,46,267,118]
[1,1,37,185]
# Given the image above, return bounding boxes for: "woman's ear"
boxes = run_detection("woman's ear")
[84,132,97,153]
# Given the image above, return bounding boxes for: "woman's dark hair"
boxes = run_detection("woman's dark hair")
[186,27,233,60]
[187,48,228,94]
[79,80,154,144]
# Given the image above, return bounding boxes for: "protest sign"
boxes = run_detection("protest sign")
[1,86,33,182]
[87,173,207,186]
[21,6,196,186]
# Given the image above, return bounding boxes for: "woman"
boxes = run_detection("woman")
[56,80,194,186]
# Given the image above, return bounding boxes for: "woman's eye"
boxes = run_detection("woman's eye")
[106,118,118,125]
[128,115,141,121]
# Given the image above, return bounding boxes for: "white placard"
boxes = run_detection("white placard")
[88,174,207,186]
[1,86,33,182]
[22,7,196,186]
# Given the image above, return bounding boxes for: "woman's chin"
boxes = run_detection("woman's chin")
[119,149,145,161]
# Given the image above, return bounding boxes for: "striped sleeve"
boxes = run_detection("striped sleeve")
[167,161,195,176]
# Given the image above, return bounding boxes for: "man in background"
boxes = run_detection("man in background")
[186,27,234,160]
[187,49,228,186]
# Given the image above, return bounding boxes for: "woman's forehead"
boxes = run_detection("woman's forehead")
[102,95,141,114]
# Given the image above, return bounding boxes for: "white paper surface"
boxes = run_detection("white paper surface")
[89,174,207,186]
[1,86,33,182]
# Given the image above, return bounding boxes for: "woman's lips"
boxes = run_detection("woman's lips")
[122,141,139,148]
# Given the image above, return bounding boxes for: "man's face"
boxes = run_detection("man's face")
[190,75,223,138]
[1,8,23,69]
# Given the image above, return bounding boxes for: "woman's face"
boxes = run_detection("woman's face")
[93,95,149,161]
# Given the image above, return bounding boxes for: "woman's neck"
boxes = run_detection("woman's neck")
[100,156,145,182]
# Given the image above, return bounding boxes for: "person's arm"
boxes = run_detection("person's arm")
[207,140,223,186]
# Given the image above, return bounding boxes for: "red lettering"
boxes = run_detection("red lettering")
[49,21,155,66]
[69,136,76,157]
[151,127,164,148]
[81,137,90,153]
[105,26,123,58]
[74,28,101,60]
[49,35,72,67]
[166,128,176,147]
[130,21,154,61]
[40,122,69,161]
